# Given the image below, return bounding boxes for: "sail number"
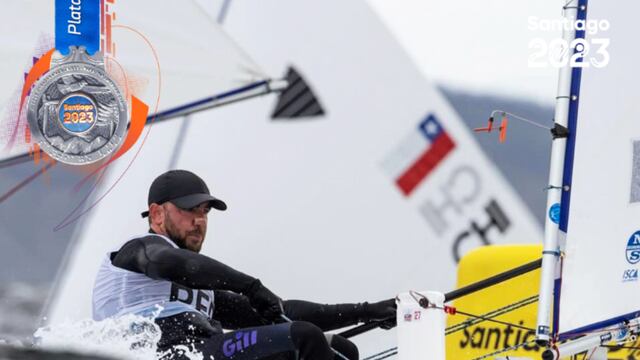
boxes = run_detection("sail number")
[528,38,610,68]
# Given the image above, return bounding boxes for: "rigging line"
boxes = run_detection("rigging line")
[0,153,30,169]
[0,81,272,170]
[469,339,538,360]
[444,258,541,302]
[446,295,538,335]
[0,81,272,206]
[491,110,552,130]
[561,324,637,340]
[217,0,232,24]
[151,80,269,120]
[166,114,190,169]
[362,347,397,360]
[0,161,56,204]
[563,0,578,10]
[409,291,535,333]
[166,0,233,171]
[445,307,535,332]
[447,295,538,328]
[602,345,640,350]
[0,160,59,264]
[341,259,541,339]
[362,295,537,360]
[447,296,538,333]
[367,351,397,360]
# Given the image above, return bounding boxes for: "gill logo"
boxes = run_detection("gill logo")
[626,231,640,264]
[222,330,258,357]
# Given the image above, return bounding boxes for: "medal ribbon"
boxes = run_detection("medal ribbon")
[55,0,100,55]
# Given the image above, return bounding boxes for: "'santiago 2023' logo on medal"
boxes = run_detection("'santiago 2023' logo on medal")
[27,46,127,165]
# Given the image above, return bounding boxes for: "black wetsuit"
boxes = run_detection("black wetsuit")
[109,234,386,359]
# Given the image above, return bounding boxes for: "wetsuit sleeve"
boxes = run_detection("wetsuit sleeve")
[213,290,269,329]
[283,300,365,332]
[212,292,365,331]
[111,236,256,294]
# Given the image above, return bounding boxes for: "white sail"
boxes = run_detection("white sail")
[46,0,542,356]
[107,0,267,112]
[555,0,640,337]
[0,0,266,162]
[0,1,54,160]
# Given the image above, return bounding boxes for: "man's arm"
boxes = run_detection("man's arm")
[213,290,269,329]
[111,235,283,319]
[211,289,396,332]
[112,236,256,293]
[284,299,396,332]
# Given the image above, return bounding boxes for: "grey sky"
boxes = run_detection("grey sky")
[368,0,563,104]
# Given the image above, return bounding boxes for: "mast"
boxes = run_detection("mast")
[535,0,584,345]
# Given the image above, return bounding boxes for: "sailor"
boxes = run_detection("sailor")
[92,169,396,359]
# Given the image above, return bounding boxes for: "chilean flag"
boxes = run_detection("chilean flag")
[382,114,455,196]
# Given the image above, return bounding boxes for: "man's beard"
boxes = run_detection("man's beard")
[164,217,189,250]
[164,215,202,252]
[166,225,188,250]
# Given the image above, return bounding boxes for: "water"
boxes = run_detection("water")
[0,284,204,360]
[0,283,47,343]
[35,315,206,359]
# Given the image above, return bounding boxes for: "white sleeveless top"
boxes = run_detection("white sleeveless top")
[92,234,215,321]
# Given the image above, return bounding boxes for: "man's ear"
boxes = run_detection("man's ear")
[149,203,165,226]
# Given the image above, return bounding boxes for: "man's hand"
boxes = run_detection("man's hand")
[361,298,397,329]
[245,279,283,322]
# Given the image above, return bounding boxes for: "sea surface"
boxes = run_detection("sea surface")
[0,283,47,344]
[0,284,202,360]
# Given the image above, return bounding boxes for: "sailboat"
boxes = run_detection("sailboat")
[0,0,545,358]
[392,0,640,359]
[534,0,640,358]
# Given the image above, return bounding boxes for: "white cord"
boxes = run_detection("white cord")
[490,110,552,131]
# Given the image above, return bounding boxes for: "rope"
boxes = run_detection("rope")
[362,340,541,360]
[408,291,538,334]
[490,110,551,130]
[446,308,534,332]
[362,347,398,360]
[563,0,578,10]
[372,352,397,360]
[361,294,540,360]
[603,344,640,350]
[446,295,539,335]
[560,323,638,339]
[470,339,538,360]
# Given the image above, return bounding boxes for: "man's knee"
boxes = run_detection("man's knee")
[290,321,327,343]
[326,334,358,360]
[290,321,333,360]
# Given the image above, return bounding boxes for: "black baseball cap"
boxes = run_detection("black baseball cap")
[141,169,227,218]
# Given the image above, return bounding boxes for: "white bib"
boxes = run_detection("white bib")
[92,234,214,321]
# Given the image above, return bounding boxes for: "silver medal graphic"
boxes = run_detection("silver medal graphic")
[27,46,127,165]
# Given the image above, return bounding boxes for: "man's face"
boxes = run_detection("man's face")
[161,202,210,252]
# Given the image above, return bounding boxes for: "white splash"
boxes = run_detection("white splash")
[33,311,204,360]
